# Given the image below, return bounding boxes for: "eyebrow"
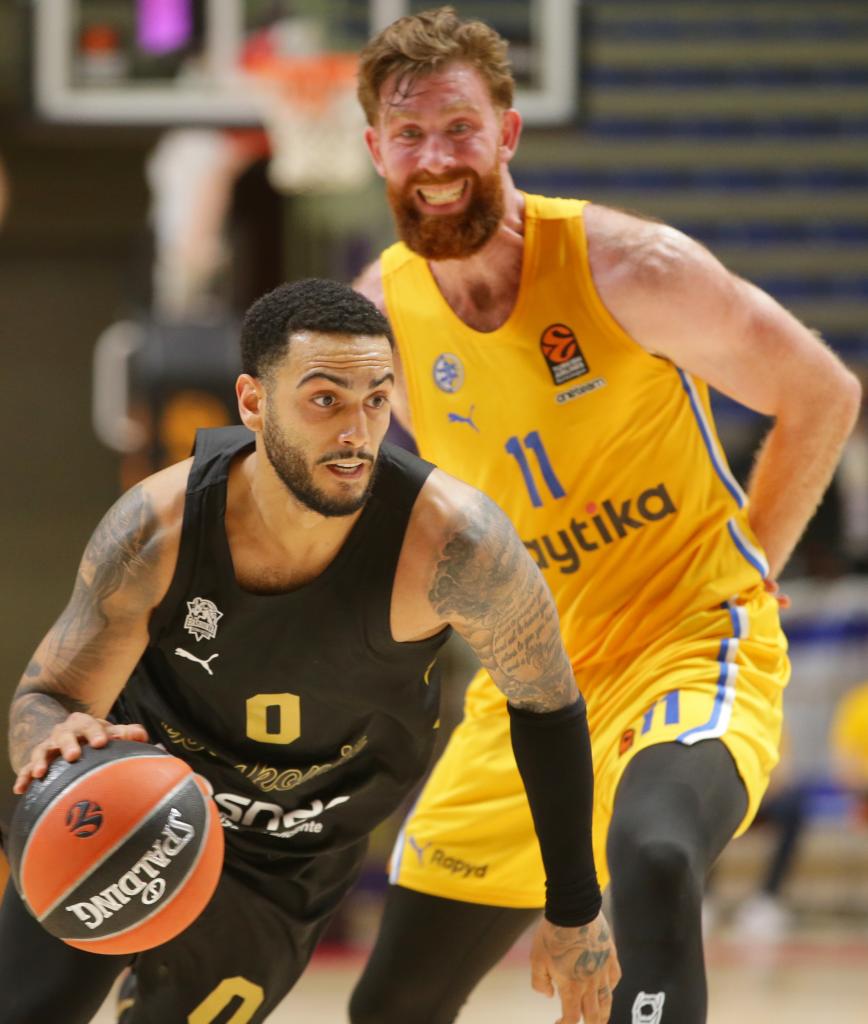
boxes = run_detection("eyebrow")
[297,371,395,390]
[386,100,479,123]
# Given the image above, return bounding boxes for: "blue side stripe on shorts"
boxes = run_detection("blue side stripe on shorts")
[725,600,741,638]
[677,640,730,743]
[676,598,742,744]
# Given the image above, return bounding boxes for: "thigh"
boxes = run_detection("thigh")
[125,867,323,1024]
[609,739,748,872]
[390,669,546,910]
[0,880,128,1024]
[589,591,788,884]
[350,886,539,1024]
[126,839,367,1024]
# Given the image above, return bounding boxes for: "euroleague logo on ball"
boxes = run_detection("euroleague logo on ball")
[65,799,104,838]
[539,323,589,385]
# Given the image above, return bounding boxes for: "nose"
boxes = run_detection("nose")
[417,132,456,176]
[338,406,369,448]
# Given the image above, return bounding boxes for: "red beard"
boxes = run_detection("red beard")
[387,167,505,260]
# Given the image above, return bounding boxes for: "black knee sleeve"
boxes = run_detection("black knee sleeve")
[606,740,748,1024]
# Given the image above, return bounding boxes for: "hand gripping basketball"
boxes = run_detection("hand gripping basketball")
[6,740,224,954]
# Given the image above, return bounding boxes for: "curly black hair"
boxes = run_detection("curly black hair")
[241,278,393,379]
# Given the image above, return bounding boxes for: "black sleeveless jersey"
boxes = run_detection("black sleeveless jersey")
[117,426,451,861]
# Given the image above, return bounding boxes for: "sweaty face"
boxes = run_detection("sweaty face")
[260,331,393,517]
[374,64,508,260]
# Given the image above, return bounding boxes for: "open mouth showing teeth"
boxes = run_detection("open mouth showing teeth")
[327,462,365,477]
[418,181,467,206]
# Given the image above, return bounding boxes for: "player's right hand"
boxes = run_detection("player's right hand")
[13,713,149,794]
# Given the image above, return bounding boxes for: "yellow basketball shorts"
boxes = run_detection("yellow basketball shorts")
[389,588,789,905]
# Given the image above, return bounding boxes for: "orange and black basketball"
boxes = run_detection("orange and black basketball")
[5,740,224,955]
[540,323,579,364]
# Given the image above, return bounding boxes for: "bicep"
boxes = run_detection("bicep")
[426,489,575,712]
[597,220,852,416]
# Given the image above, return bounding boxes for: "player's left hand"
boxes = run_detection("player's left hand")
[530,910,620,1024]
[763,577,791,609]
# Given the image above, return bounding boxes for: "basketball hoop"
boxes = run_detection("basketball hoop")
[243,52,370,195]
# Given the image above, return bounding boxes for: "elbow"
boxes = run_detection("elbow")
[828,366,863,437]
[842,368,863,424]
[778,361,862,438]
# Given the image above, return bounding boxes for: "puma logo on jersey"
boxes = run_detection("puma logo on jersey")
[174,648,219,675]
[447,405,480,432]
[408,835,432,864]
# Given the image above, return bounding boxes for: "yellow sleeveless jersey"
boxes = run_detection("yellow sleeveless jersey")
[382,194,771,669]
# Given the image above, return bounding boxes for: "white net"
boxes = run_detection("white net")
[245,55,371,195]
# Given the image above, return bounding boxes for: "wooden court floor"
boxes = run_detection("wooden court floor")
[92,925,868,1023]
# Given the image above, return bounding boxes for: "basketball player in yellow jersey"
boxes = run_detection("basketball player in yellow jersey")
[347,9,862,1024]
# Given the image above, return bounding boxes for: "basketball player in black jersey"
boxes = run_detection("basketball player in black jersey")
[2,279,618,1024]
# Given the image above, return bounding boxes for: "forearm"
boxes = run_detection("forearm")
[8,688,89,772]
[510,697,601,926]
[748,395,860,576]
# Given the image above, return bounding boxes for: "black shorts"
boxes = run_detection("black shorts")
[0,835,367,1024]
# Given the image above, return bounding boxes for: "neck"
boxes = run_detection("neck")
[234,450,362,567]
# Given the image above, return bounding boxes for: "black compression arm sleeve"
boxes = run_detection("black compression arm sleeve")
[508,698,602,926]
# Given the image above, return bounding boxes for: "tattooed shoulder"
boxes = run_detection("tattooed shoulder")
[427,489,517,621]
[80,484,163,604]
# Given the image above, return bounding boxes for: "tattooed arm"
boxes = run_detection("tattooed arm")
[424,485,575,712]
[397,471,620,1024]
[9,463,187,791]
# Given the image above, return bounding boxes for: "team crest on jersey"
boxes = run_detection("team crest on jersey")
[184,597,223,642]
[539,323,589,385]
[432,353,465,393]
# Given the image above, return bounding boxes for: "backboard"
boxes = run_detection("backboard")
[31,0,579,126]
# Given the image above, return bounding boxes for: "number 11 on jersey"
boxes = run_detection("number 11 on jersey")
[505,431,566,508]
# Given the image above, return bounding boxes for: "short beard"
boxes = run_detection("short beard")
[388,166,504,260]
[262,413,377,517]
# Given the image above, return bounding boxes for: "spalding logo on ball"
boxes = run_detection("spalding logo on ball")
[5,740,224,955]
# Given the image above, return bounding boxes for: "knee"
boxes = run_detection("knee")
[608,824,702,911]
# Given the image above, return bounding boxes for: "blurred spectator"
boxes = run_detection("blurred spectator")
[722,682,868,939]
[146,126,275,319]
[829,680,868,817]
[725,731,808,939]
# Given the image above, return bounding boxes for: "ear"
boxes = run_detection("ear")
[364,125,387,178]
[236,374,264,431]
[498,108,522,163]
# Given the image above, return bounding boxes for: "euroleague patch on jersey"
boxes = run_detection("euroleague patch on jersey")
[539,323,589,385]
[184,597,223,642]
[432,353,465,393]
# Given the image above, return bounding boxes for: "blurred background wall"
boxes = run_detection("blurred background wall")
[0,0,866,929]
